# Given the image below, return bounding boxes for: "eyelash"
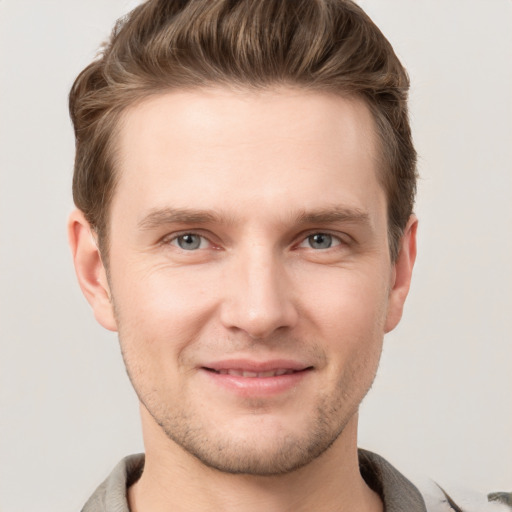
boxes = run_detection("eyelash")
[166,232,213,251]
[163,231,347,252]
[298,233,343,250]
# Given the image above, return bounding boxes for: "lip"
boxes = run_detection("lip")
[203,358,310,373]
[199,359,313,397]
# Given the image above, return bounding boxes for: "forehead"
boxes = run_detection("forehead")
[112,87,384,226]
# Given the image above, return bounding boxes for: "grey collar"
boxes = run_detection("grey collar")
[83,449,428,512]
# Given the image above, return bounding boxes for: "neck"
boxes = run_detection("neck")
[128,408,383,512]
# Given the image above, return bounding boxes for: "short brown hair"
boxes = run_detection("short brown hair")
[69,0,417,261]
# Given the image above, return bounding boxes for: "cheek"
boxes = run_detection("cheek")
[295,265,388,390]
[296,265,390,342]
[110,262,220,360]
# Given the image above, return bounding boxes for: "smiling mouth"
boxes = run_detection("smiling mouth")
[203,368,311,378]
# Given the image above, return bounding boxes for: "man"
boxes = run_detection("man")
[67,0,453,510]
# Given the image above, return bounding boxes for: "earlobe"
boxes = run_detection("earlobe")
[67,209,118,332]
[384,215,418,333]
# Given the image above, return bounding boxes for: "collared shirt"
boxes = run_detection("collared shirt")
[82,449,432,511]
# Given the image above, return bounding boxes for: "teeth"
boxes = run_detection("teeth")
[216,369,297,377]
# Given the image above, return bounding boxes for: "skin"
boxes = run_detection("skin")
[69,87,417,512]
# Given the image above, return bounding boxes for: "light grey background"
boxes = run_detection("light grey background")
[0,1,511,510]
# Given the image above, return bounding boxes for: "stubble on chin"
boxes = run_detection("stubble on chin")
[146,398,352,476]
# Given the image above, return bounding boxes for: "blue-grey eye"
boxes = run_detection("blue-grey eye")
[175,234,203,250]
[307,233,334,249]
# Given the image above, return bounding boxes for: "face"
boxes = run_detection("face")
[71,87,416,475]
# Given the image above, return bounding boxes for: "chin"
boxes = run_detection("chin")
[152,402,352,476]
[174,432,340,476]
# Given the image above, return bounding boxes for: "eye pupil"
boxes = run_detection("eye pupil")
[178,234,201,250]
[309,233,332,249]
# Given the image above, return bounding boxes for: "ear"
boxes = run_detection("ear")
[68,209,118,332]
[385,215,418,333]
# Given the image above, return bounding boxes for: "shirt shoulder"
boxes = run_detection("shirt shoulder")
[359,450,510,512]
[359,448,428,512]
[81,454,144,512]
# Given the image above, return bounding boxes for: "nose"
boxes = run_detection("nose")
[219,246,299,340]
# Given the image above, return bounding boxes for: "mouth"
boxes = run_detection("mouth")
[199,360,313,396]
[203,368,308,378]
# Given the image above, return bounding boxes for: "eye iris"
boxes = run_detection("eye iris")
[309,233,332,249]
[178,234,201,250]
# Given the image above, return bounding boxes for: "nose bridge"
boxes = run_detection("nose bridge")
[220,241,297,339]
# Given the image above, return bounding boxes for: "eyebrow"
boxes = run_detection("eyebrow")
[137,205,371,230]
[138,207,226,230]
[295,207,370,226]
